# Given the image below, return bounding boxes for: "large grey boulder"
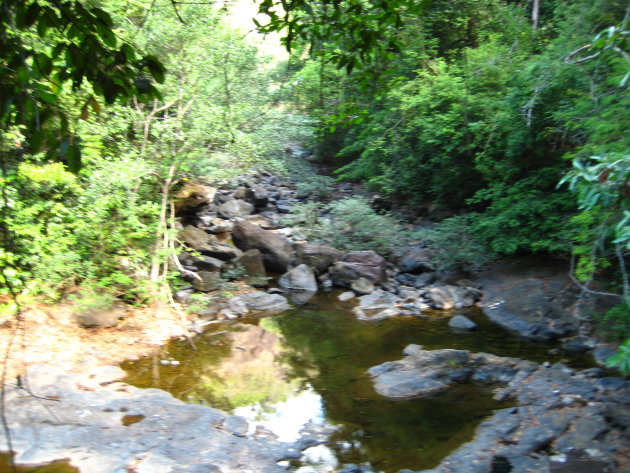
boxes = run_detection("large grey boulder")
[217,199,254,219]
[1,364,298,473]
[278,264,318,292]
[368,345,473,399]
[476,258,590,341]
[232,292,290,314]
[231,221,292,272]
[330,250,387,287]
[293,243,343,275]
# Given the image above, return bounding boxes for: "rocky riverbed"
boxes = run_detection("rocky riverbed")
[2,156,627,473]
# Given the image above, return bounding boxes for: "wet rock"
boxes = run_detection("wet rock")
[338,291,356,302]
[217,199,254,219]
[357,290,399,311]
[330,250,387,287]
[448,315,477,332]
[2,365,296,473]
[232,220,292,272]
[232,292,290,314]
[398,248,435,274]
[368,346,472,399]
[279,264,318,292]
[293,243,343,275]
[354,306,401,322]
[426,285,481,310]
[286,290,317,305]
[351,278,375,295]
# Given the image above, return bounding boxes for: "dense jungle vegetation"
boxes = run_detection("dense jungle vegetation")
[0,0,628,360]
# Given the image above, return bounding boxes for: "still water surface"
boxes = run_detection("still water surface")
[120,292,592,472]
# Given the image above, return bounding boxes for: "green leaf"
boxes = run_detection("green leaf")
[145,56,165,84]
[35,53,53,76]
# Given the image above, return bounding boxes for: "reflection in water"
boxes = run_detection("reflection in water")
[123,292,593,473]
[235,388,325,442]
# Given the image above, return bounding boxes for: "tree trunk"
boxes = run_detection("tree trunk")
[532,0,540,30]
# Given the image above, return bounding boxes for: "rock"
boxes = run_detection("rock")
[338,291,356,302]
[192,271,221,292]
[73,305,125,328]
[198,244,242,261]
[476,258,586,341]
[448,315,478,332]
[398,248,435,274]
[593,347,617,368]
[178,225,217,250]
[174,182,217,215]
[351,278,375,295]
[2,364,296,473]
[232,292,290,314]
[357,290,399,311]
[278,264,318,292]
[396,272,437,288]
[244,214,277,229]
[217,199,254,219]
[285,290,316,305]
[231,221,292,272]
[232,249,267,286]
[192,255,225,271]
[368,346,473,399]
[293,243,343,275]
[205,218,234,234]
[425,285,481,310]
[247,184,269,208]
[330,250,387,287]
[354,306,401,322]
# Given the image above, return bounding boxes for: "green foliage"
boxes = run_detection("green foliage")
[606,337,630,376]
[0,0,163,169]
[296,175,336,201]
[413,215,495,271]
[288,197,409,256]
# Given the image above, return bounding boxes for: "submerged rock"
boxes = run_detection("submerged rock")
[448,315,478,332]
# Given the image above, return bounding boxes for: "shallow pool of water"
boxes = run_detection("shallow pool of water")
[122,292,594,472]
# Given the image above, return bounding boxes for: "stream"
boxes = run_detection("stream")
[120,291,594,473]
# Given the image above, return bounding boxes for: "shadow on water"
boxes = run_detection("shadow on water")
[119,291,595,472]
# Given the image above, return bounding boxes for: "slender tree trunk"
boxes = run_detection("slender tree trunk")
[532,0,540,30]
